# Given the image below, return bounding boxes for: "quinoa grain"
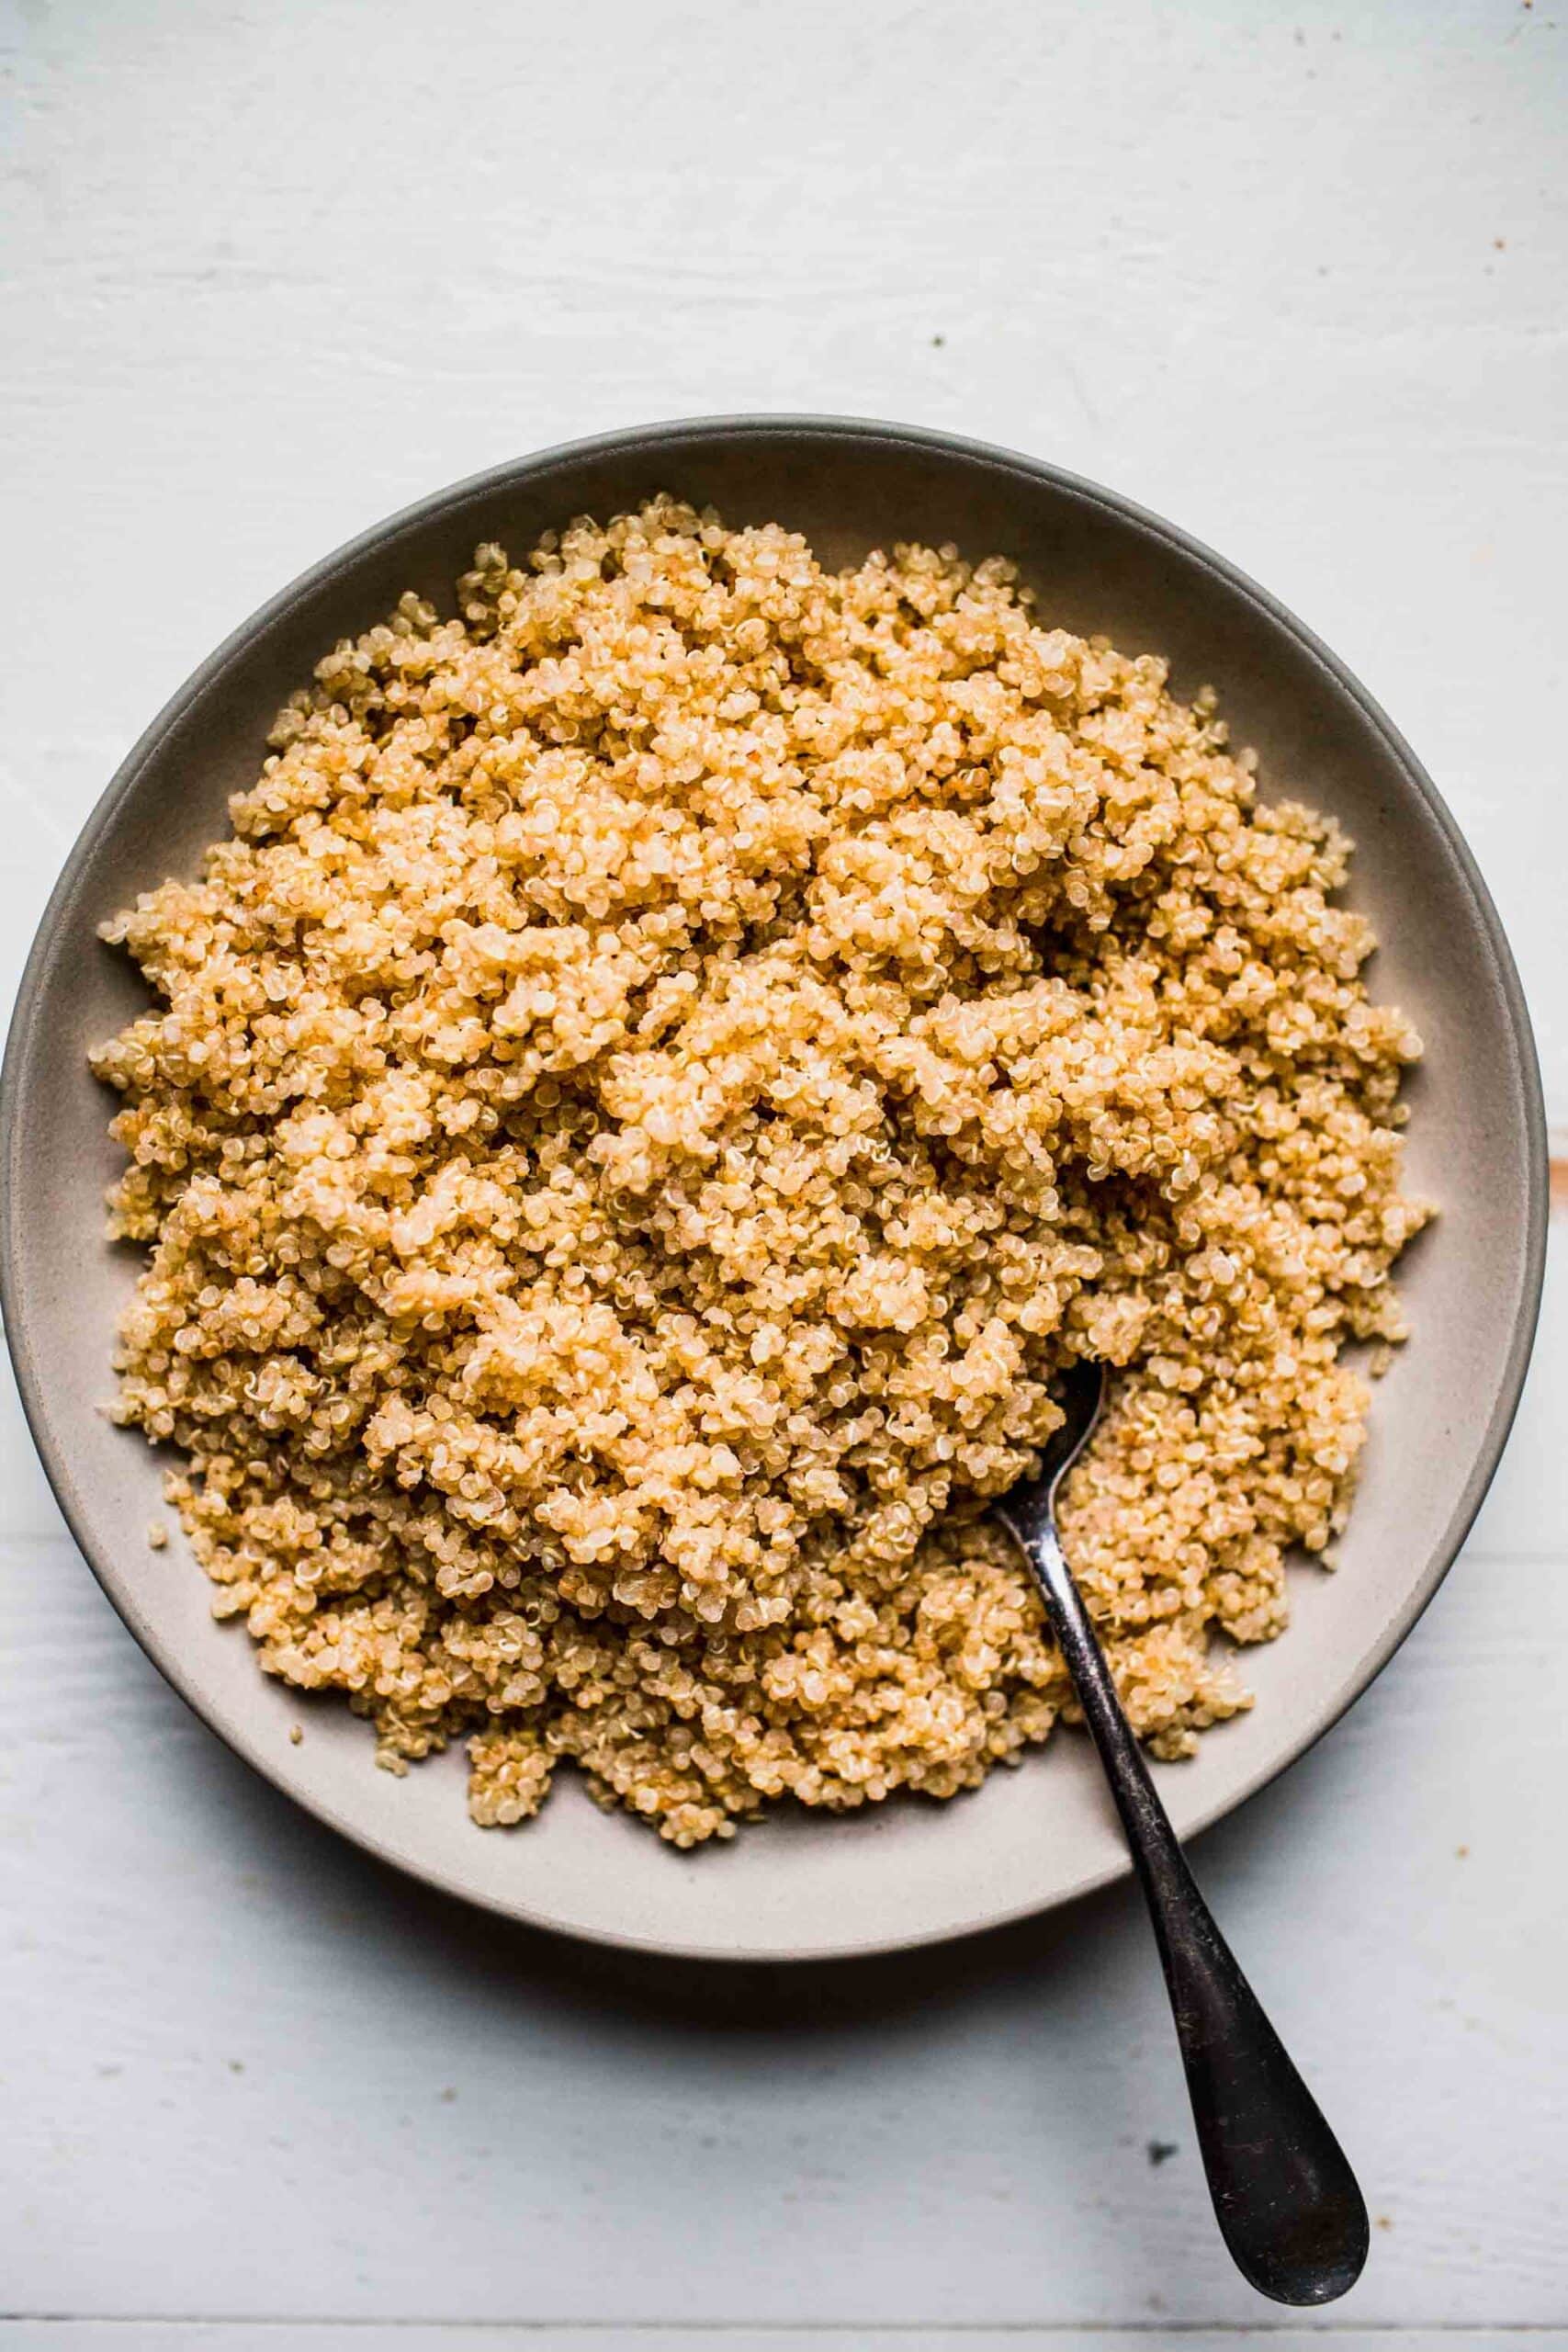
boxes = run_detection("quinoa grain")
[92,502,1427,1843]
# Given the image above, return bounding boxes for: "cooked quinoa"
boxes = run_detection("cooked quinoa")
[93,500,1428,1846]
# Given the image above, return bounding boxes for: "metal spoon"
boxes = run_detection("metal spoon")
[995,1360,1370,2306]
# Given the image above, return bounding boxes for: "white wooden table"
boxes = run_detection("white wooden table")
[2,3,1564,2345]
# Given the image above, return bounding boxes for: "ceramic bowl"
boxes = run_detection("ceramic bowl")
[0,418,1546,1959]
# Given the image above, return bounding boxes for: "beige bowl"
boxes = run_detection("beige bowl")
[0,418,1546,1960]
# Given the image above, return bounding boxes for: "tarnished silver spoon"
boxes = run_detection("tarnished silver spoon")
[996,1360,1370,2306]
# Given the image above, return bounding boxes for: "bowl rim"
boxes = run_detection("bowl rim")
[0,413,1549,1962]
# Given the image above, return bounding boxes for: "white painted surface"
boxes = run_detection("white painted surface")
[7,2338,1568,2352]
[1,0,1564,2343]
[10,2338,1568,2352]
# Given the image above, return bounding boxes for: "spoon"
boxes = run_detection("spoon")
[995,1359,1371,2306]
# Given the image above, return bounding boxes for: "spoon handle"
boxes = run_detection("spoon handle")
[1025,1519,1371,2307]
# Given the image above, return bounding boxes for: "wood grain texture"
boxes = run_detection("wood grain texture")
[1,0,1565,2337]
[6,2334,1568,2352]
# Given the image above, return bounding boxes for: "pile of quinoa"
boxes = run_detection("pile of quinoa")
[93,500,1428,1846]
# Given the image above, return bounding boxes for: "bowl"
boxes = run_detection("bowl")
[0,416,1547,1961]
